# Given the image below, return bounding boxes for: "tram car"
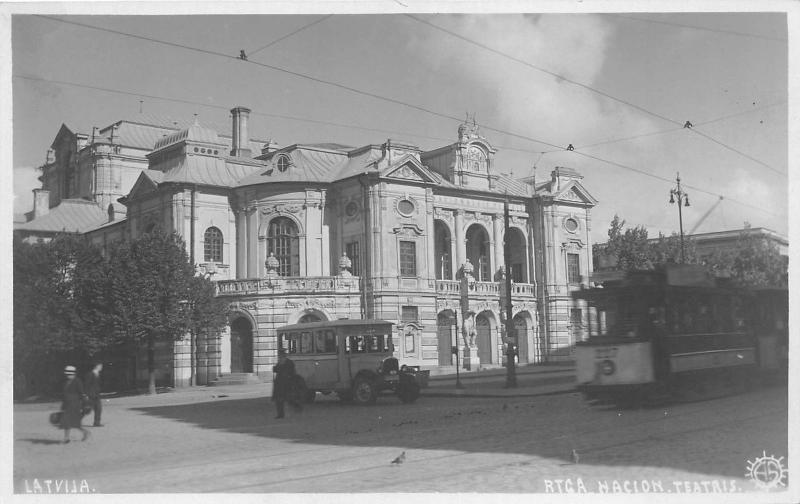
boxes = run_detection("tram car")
[573,265,787,404]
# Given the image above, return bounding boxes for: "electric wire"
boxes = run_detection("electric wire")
[23,17,786,217]
[14,71,782,218]
[248,15,333,57]
[404,14,782,174]
[605,14,787,42]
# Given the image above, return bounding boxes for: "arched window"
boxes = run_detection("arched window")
[268,217,300,276]
[204,227,223,263]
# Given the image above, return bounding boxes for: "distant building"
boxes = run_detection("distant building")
[17,106,599,387]
[689,227,788,258]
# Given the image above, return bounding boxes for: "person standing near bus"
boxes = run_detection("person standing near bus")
[272,348,300,419]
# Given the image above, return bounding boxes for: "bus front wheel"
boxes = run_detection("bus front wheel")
[353,376,378,405]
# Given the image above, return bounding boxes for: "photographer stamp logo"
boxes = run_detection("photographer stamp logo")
[746,451,788,490]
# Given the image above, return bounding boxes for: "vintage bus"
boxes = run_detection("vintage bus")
[276,319,429,405]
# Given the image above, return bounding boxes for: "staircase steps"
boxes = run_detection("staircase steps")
[209,373,262,386]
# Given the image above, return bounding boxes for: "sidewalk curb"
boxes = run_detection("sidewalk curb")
[422,386,579,399]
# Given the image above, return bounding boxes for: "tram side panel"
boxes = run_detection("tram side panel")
[576,341,655,394]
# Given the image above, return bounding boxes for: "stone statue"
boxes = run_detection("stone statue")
[462,310,477,348]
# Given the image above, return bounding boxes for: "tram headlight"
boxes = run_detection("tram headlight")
[601,359,616,376]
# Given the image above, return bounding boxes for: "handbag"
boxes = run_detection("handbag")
[49,411,63,426]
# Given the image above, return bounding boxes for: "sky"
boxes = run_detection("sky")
[6,4,792,245]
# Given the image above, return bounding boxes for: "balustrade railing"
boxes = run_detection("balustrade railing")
[435,280,536,297]
[216,276,360,295]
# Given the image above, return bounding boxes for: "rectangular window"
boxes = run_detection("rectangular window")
[346,241,361,276]
[401,306,418,323]
[399,241,417,277]
[567,253,581,284]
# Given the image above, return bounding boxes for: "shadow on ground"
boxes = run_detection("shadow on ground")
[129,385,788,480]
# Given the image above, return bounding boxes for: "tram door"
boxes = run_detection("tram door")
[476,314,492,364]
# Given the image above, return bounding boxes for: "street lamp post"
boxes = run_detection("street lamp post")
[669,172,690,263]
[503,197,517,388]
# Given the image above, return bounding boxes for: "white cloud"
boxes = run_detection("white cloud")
[13,166,41,215]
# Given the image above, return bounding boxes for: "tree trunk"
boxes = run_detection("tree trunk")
[147,337,156,395]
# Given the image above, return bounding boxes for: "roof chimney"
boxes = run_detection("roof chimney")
[230,106,252,158]
[33,189,50,218]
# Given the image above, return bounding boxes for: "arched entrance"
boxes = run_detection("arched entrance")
[437,311,455,366]
[466,224,491,282]
[513,313,529,364]
[476,312,493,364]
[230,317,253,373]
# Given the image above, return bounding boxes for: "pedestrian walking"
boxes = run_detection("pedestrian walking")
[272,348,301,419]
[84,362,103,427]
[60,365,89,443]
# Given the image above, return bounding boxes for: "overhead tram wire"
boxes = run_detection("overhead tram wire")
[31,14,559,154]
[26,18,783,218]
[14,74,547,155]
[403,14,782,174]
[573,100,786,151]
[604,14,787,42]
[248,15,334,57]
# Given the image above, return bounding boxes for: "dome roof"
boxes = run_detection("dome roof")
[153,122,222,152]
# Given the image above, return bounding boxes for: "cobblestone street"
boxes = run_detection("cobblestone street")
[13,381,789,498]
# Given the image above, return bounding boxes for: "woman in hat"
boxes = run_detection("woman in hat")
[271,348,300,419]
[61,365,89,443]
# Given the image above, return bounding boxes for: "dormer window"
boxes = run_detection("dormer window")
[276,154,290,172]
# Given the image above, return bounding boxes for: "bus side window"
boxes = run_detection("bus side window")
[300,332,313,353]
[287,333,299,354]
[325,330,337,353]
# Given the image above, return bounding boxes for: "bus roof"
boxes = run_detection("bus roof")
[276,319,395,332]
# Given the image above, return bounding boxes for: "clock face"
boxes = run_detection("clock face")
[345,201,358,217]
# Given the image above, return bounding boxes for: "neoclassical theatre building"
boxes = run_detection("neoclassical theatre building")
[17,106,597,387]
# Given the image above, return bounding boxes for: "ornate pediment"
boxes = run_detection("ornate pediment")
[382,155,438,185]
[552,180,598,206]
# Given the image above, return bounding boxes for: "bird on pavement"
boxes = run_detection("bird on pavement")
[571,449,580,464]
[391,451,406,465]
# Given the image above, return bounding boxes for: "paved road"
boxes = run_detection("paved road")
[13,383,789,497]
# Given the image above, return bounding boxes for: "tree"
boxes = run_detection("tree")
[704,230,787,288]
[593,216,698,272]
[108,230,196,394]
[181,275,230,385]
[13,234,114,397]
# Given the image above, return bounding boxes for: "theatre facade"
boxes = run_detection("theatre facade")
[19,106,597,387]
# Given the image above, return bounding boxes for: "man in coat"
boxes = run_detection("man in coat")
[83,362,103,427]
[272,348,301,419]
[61,365,89,443]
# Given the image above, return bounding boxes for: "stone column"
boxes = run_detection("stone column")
[425,190,436,282]
[455,210,465,270]
[492,214,503,278]
[236,209,246,279]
